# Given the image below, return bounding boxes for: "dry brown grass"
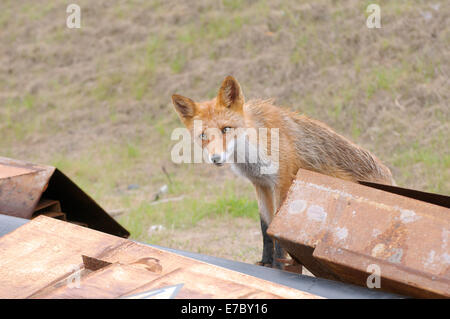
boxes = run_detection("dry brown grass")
[0,0,448,263]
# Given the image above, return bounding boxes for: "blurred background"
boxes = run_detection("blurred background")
[0,0,448,263]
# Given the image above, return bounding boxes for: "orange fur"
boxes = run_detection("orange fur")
[172,76,394,224]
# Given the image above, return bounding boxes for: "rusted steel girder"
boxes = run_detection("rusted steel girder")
[267,168,450,298]
[0,216,321,299]
[0,157,54,218]
[0,156,129,238]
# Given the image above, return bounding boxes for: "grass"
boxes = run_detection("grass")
[290,35,309,65]
[223,0,245,11]
[0,96,41,143]
[366,66,404,99]
[91,73,123,101]
[170,54,186,74]
[119,190,259,242]
[202,16,246,39]
[0,0,448,263]
[47,135,259,246]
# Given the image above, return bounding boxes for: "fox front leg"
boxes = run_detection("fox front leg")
[259,219,274,266]
[259,219,285,269]
[255,185,282,268]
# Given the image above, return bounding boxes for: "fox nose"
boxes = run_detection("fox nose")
[210,154,223,165]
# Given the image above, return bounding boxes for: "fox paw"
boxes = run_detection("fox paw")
[255,261,273,268]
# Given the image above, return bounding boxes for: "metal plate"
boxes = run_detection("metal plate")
[0,157,54,218]
[0,156,129,238]
[0,216,322,299]
[267,168,450,298]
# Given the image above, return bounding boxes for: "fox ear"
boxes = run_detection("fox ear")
[217,76,244,111]
[172,94,196,120]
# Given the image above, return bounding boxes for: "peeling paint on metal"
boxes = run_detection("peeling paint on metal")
[306,205,327,222]
[388,248,403,264]
[399,209,420,223]
[441,253,450,265]
[442,229,449,250]
[294,180,426,219]
[334,227,348,241]
[269,168,450,298]
[372,229,381,237]
[288,199,307,215]
[424,250,435,267]
[371,243,386,257]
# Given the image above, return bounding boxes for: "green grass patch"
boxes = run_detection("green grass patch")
[127,143,140,159]
[119,191,258,242]
[170,54,186,73]
[222,0,245,11]
[145,35,166,72]
[201,15,246,40]
[91,73,123,101]
[366,66,404,98]
[290,35,309,65]
[393,143,448,169]
[0,96,41,143]
[49,140,149,200]
[392,142,449,193]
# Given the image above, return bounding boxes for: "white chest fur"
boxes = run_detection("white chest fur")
[227,132,278,187]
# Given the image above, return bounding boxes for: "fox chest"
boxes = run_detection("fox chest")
[231,162,277,187]
[227,131,279,187]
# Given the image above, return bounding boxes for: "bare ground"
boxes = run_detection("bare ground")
[149,217,262,263]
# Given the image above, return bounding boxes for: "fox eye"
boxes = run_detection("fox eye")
[222,127,232,134]
[199,132,208,140]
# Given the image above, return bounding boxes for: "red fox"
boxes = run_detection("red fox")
[172,76,394,269]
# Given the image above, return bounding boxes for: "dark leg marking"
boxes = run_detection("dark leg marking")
[260,218,274,265]
[272,240,285,269]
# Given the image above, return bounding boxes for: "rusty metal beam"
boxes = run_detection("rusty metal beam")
[0,156,129,238]
[0,216,322,299]
[0,157,54,218]
[267,168,450,298]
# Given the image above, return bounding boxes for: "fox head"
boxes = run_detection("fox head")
[172,76,246,166]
